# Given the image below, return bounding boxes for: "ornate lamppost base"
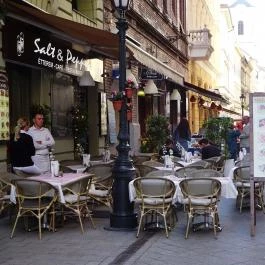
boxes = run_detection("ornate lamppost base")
[105,213,137,231]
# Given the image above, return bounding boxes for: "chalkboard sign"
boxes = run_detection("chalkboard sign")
[107,100,117,144]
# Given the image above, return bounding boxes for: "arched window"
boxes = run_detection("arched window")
[179,0,186,31]
[172,0,177,17]
[163,0,168,13]
[238,21,244,35]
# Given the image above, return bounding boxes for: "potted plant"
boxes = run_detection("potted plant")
[140,115,170,153]
[125,79,137,98]
[202,117,233,157]
[71,106,89,159]
[111,91,124,111]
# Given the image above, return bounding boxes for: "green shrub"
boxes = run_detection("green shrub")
[142,115,170,153]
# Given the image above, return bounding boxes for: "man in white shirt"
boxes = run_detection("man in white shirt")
[28,113,55,173]
[239,116,250,153]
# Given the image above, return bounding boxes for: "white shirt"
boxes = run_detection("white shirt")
[28,125,55,155]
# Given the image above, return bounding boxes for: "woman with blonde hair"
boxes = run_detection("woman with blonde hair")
[9,117,41,175]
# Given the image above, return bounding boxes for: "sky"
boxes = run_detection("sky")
[221,0,265,66]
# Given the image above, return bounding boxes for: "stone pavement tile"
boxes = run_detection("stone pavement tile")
[2,198,265,265]
[0,216,138,265]
[125,198,265,265]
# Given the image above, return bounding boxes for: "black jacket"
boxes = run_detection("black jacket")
[201,144,221,160]
[9,133,35,167]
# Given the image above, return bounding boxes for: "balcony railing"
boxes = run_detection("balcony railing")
[188,27,214,60]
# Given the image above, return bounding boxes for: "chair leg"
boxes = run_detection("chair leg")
[239,194,244,213]
[185,212,192,239]
[211,210,217,239]
[76,207,84,233]
[163,214,169,238]
[10,211,21,238]
[49,204,56,232]
[38,216,42,240]
[136,211,144,238]
[84,204,95,229]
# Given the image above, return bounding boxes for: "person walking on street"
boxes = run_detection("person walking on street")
[28,112,55,173]
[239,116,250,153]
[9,117,41,175]
[174,116,191,151]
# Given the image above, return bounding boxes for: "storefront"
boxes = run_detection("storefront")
[0,0,119,161]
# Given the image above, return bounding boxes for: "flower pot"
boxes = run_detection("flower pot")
[113,100,123,111]
[127,110,132,121]
[125,88,133,98]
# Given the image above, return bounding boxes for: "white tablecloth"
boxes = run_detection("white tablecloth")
[129,175,238,204]
[155,166,182,171]
[90,160,114,166]
[66,165,87,173]
[10,173,94,204]
[177,158,201,167]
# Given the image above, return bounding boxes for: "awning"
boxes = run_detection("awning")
[2,0,119,59]
[222,108,241,116]
[126,40,184,85]
[184,81,228,103]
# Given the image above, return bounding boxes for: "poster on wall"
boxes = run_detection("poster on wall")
[100,92,107,136]
[252,93,265,178]
[107,99,117,144]
[0,72,9,141]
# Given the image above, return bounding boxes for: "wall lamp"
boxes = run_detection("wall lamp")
[167,32,190,43]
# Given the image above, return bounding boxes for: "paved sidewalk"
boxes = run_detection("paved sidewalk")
[1,199,265,265]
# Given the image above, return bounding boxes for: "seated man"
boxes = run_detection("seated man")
[198,138,221,160]
[159,138,181,157]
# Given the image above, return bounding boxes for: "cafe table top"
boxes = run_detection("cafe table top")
[10,173,94,204]
[128,174,238,205]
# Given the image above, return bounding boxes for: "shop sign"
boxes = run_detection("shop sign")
[3,17,86,76]
[141,69,163,80]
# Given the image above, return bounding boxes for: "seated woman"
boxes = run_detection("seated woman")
[159,138,181,157]
[9,117,41,175]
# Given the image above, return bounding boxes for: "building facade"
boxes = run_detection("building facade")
[0,0,119,169]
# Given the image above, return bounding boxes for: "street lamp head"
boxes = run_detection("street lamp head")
[112,0,130,10]
[240,93,246,104]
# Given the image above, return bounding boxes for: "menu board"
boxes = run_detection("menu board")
[252,94,265,178]
[0,72,9,141]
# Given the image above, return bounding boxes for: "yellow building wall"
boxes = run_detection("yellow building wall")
[187,0,221,134]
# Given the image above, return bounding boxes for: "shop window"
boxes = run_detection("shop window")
[51,73,74,138]
[6,63,32,131]
[72,0,96,21]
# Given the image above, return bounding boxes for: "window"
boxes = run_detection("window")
[172,0,177,17]
[72,0,95,20]
[238,21,244,35]
[179,0,186,31]
[163,0,168,13]
[51,74,74,137]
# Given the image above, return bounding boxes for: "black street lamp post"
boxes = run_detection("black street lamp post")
[240,93,246,118]
[110,0,137,229]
